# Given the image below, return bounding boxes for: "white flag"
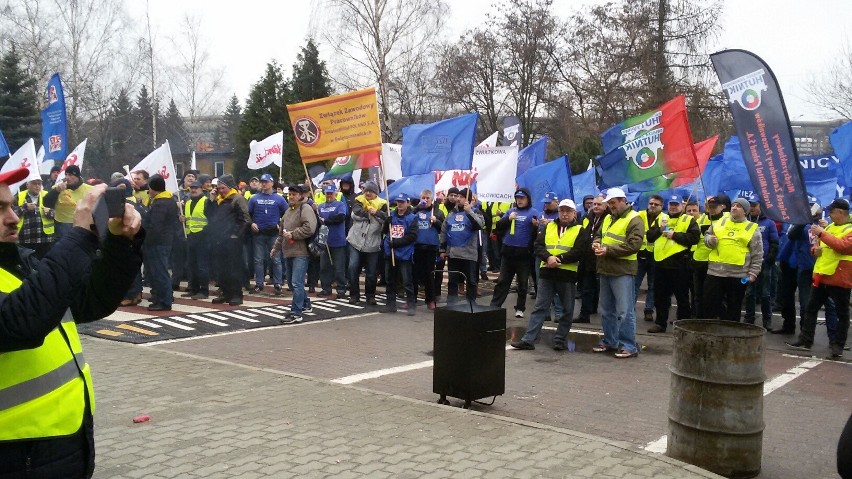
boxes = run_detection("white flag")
[381,143,402,180]
[190,151,197,171]
[432,146,518,202]
[477,131,499,148]
[55,139,87,182]
[0,139,39,191]
[130,141,179,192]
[247,131,283,170]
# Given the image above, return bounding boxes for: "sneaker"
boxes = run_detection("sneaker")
[552,341,567,351]
[592,344,616,353]
[514,310,524,318]
[427,301,436,310]
[273,285,283,296]
[280,314,303,324]
[769,328,794,335]
[228,298,243,306]
[407,307,416,317]
[644,310,654,322]
[303,306,313,314]
[573,316,591,324]
[510,340,534,350]
[366,298,378,306]
[179,292,195,298]
[647,325,666,333]
[614,349,638,359]
[250,285,264,294]
[785,341,812,351]
[190,293,209,300]
[211,297,229,304]
[349,297,361,305]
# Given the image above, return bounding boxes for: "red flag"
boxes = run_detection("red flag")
[673,135,719,186]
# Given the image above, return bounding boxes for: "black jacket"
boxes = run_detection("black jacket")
[208,193,251,244]
[143,194,180,247]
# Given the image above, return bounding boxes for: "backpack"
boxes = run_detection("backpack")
[302,203,327,257]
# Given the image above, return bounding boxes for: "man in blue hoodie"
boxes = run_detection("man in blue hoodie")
[742,192,779,328]
[490,188,539,318]
[318,183,348,299]
[247,173,289,294]
[383,193,418,315]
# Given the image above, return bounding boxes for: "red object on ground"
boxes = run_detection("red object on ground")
[133,415,151,423]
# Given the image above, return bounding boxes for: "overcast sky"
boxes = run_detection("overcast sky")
[134,0,851,121]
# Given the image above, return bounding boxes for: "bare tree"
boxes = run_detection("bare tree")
[165,13,226,152]
[320,0,449,140]
[0,0,59,86]
[805,40,852,119]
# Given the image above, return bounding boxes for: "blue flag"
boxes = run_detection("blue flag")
[718,136,756,191]
[805,177,838,209]
[40,73,68,162]
[516,136,547,177]
[829,121,852,188]
[516,156,571,205]
[571,168,598,202]
[382,174,435,202]
[0,129,9,157]
[400,113,478,176]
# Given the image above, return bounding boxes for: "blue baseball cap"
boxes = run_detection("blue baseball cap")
[668,195,682,204]
[543,192,558,203]
[322,184,337,194]
[260,173,274,182]
[741,191,760,203]
[393,193,410,202]
[514,190,529,198]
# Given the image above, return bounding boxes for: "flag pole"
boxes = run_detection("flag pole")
[378,156,396,267]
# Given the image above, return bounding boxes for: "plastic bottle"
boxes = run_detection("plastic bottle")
[740,277,750,284]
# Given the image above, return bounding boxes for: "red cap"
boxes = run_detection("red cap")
[0,167,30,186]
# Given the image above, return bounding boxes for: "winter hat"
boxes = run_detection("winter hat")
[148,175,166,192]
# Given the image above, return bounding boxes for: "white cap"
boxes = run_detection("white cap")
[558,199,576,210]
[603,187,626,202]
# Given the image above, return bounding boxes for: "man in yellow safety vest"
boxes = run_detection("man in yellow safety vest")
[0,167,142,478]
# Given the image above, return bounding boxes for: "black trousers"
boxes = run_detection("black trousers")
[490,254,532,312]
[577,261,599,318]
[692,261,709,319]
[447,257,478,303]
[700,274,747,322]
[0,414,94,479]
[215,237,244,300]
[414,245,439,303]
[170,234,187,287]
[654,265,692,330]
[799,283,850,347]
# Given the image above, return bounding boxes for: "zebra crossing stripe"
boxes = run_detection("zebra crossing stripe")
[309,303,339,312]
[203,312,231,321]
[217,311,260,323]
[170,317,196,324]
[135,320,162,328]
[233,310,257,317]
[151,318,195,331]
[186,314,228,327]
[252,308,287,320]
[326,300,364,309]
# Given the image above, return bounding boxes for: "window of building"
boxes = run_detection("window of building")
[214,161,224,177]
[175,162,184,179]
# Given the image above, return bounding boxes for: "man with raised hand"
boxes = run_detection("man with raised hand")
[0,167,142,478]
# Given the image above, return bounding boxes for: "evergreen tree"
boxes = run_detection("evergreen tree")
[111,88,137,164]
[160,98,187,154]
[134,85,155,155]
[219,95,242,151]
[234,62,299,183]
[291,38,333,102]
[0,48,40,152]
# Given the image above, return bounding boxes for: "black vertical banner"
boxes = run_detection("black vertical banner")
[502,116,521,147]
[711,49,811,224]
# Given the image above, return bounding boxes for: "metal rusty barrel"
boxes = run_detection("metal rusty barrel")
[667,320,765,479]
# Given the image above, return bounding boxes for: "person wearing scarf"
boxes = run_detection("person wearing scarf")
[209,174,251,306]
[142,175,180,311]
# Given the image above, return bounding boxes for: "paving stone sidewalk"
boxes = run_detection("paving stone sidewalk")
[86,337,722,479]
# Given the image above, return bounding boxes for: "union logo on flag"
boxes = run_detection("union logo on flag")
[721,69,768,111]
[621,128,664,170]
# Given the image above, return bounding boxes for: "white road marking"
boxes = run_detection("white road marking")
[332,360,435,385]
[170,316,196,324]
[217,311,260,323]
[135,320,162,328]
[151,317,195,331]
[186,314,228,327]
[643,357,823,454]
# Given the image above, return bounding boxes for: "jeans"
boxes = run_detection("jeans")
[447,257,478,304]
[744,264,772,327]
[253,234,282,287]
[144,244,173,307]
[700,275,747,322]
[320,246,347,294]
[348,245,379,300]
[286,256,310,315]
[414,245,439,304]
[653,265,692,330]
[521,277,576,345]
[635,255,655,312]
[385,259,415,308]
[598,274,637,353]
[186,232,210,295]
[799,284,850,348]
[490,254,531,312]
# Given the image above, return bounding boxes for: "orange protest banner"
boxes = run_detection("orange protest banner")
[286,88,382,163]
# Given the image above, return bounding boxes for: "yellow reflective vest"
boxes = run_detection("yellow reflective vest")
[813,222,852,276]
[693,212,729,262]
[639,210,667,252]
[653,214,694,262]
[54,183,93,224]
[601,209,640,261]
[708,217,758,266]
[0,269,94,440]
[184,196,208,234]
[541,222,581,271]
[17,190,55,235]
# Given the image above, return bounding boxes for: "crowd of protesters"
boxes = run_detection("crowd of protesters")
[13,166,848,359]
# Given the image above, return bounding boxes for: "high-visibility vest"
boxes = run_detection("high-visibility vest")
[813,222,852,276]
[541,222,581,271]
[132,189,149,208]
[184,196,208,234]
[639,210,667,252]
[601,209,640,261]
[314,190,342,204]
[693,212,729,261]
[16,190,55,235]
[0,268,93,441]
[653,214,694,262]
[55,183,93,224]
[708,217,758,266]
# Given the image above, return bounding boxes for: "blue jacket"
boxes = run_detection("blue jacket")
[415,204,444,247]
[248,192,289,232]
[318,200,348,248]
[747,214,779,264]
[497,206,540,249]
[383,208,418,261]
